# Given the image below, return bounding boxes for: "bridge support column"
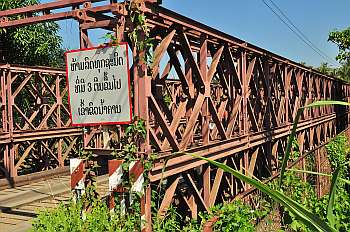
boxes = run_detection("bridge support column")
[203,164,211,206]
[241,51,248,136]
[7,68,16,178]
[133,35,152,231]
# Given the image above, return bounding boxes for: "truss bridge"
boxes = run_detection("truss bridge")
[0,0,350,230]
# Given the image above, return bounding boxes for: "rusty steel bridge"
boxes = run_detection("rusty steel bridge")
[0,0,350,230]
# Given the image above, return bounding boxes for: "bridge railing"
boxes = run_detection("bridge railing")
[0,64,82,178]
[143,4,350,156]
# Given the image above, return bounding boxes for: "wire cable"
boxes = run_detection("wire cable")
[266,0,338,66]
[261,0,338,66]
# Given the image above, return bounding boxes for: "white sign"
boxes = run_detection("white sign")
[65,44,132,126]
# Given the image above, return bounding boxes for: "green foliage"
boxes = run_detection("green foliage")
[186,101,350,232]
[155,197,270,232]
[32,201,84,232]
[163,93,172,107]
[326,135,348,170]
[191,153,336,232]
[102,33,119,46]
[200,201,267,232]
[329,27,350,62]
[114,117,146,162]
[290,138,301,161]
[315,61,350,81]
[0,0,63,67]
[314,61,350,82]
[317,62,337,76]
[152,204,182,231]
[279,100,350,187]
[325,135,350,232]
[111,117,156,187]
[182,220,202,232]
[32,189,192,232]
[336,60,350,80]
[102,1,154,65]
[326,166,341,228]
[31,198,143,232]
[281,134,350,232]
[328,27,350,80]
[278,172,320,231]
[128,2,154,65]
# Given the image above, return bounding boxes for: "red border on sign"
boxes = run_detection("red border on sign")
[64,43,133,127]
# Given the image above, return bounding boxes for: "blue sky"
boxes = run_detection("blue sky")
[51,0,350,68]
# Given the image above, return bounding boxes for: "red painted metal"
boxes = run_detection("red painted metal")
[1,0,350,229]
[70,159,84,189]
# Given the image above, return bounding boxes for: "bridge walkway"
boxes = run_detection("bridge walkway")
[0,175,108,232]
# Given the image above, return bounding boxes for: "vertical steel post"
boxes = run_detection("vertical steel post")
[236,53,243,135]
[203,164,211,206]
[56,75,63,166]
[199,34,209,144]
[7,70,16,177]
[243,150,249,190]
[285,66,290,124]
[264,57,272,175]
[132,28,151,232]
[1,66,9,176]
[241,50,248,136]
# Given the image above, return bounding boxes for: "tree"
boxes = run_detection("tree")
[0,0,63,67]
[336,60,350,81]
[329,27,350,63]
[328,28,350,81]
[317,62,336,76]
[299,61,314,69]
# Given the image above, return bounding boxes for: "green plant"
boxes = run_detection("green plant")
[32,198,143,232]
[191,153,336,232]
[114,117,146,160]
[186,100,350,232]
[112,117,153,185]
[279,100,350,187]
[113,117,146,169]
[102,32,119,46]
[163,92,172,107]
[102,1,154,65]
[277,171,320,231]
[1,0,63,67]
[283,134,350,232]
[152,204,182,231]
[128,1,154,65]
[200,201,267,232]
[329,27,350,62]
[326,135,349,169]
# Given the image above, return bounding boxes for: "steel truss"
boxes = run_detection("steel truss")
[1,0,350,229]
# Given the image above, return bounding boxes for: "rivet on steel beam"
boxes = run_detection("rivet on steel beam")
[112,4,127,16]
[0,17,8,23]
[180,93,188,101]
[74,9,95,23]
[43,9,51,15]
[83,2,92,8]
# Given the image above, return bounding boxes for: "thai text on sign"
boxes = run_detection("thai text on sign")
[65,44,132,126]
